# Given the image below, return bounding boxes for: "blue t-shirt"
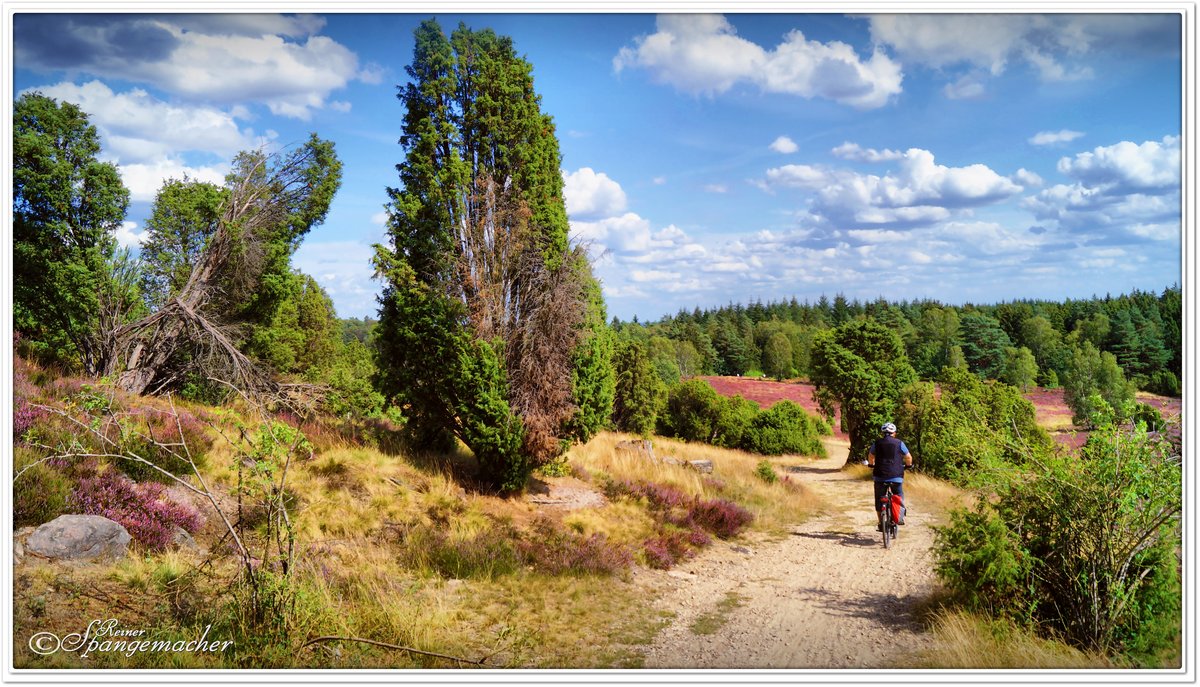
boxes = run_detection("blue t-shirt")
[870,436,909,482]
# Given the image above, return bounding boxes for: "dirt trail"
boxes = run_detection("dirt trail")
[642,438,938,669]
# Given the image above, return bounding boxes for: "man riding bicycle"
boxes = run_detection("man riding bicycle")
[867,422,913,530]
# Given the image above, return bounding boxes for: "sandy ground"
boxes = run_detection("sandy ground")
[642,438,938,669]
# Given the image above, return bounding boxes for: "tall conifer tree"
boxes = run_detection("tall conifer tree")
[374,19,613,491]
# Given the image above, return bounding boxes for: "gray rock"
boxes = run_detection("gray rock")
[25,515,131,562]
[171,526,201,552]
[687,460,714,474]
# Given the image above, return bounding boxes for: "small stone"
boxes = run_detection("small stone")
[687,460,714,474]
[171,526,201,552]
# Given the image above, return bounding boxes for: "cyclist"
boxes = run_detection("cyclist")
[867,422,913,530]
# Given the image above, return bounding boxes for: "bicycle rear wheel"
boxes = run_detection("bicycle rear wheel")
[881,509,892,548]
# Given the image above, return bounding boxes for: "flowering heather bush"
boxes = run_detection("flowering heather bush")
[642,530,696,570]
[518,517,634,576]
[13,362,47,442]
[113,408,214,482]
[688,497,754,539]
[13,397,45,441]
[71,470,204,551]
[73,472,204,546]
[604,478,690,511]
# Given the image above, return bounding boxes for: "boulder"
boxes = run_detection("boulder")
[25,515,132,562]
[615,439,657,463]
[687,460,714,474]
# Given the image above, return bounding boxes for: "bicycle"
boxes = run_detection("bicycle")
[878,482,901,549]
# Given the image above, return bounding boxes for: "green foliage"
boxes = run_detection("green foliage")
[1130,402,1165,433]
[896,367,1053,484]
[761,332,794,379]
[14,92,130,371]
[810,319,917,462]
[140,177,226,308]
[753,460,778,484]
[1142,370,1180,397]
[999,346,1038,392]
[909,306,961,378]
[1062,342,1136,428]
[219,135,343,343]
[742,401,827,457]
[324,339,385,418]
[567,277,616,444]
[659,381,825,457]
[933,424,1181,663]
[959,312,1013,380]
[14,450,72,527]
[934,503,1034,620]
[245,272,341,378]
[659,379,724,445]
[612,338,665,437]
[375,19,608,491]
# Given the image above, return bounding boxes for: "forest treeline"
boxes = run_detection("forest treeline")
[608,289,1182,397]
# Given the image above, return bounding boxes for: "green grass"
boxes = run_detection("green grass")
[689,591,745,636]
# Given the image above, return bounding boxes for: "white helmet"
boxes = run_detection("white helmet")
[881,422,897,435]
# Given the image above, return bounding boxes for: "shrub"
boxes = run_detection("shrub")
[518,516,633,576]
[742,400,826,457]
[1143,370,1181,397]
[113,408,214,482]
[688,497,754,539]
[71,469,204,551]
[932,423,1181,663]
[14,449,73,527]
[642,530,696,570]
[13,397,46,442]
[659,379,723,443]
[754,459,778,484]
[1131,402,1165,432]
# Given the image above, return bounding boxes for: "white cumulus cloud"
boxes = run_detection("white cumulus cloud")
[27,81,261,163]
[615,14,902,109]
[114,221,148,248]
[1056,135,1180,193]
[563,167,628,219]
[770,135,799,154]
[15,14,369,120]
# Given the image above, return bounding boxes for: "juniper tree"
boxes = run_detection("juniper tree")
[374,19,613,492]
[14,92,130,371]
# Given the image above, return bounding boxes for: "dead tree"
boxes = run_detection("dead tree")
[100,137,341,397]
[454,176,586,464]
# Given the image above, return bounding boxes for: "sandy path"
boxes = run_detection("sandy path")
[642,438,938,669]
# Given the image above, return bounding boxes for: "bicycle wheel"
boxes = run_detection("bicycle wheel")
[881,508,892,549]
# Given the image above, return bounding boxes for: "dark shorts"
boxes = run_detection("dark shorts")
[874,479,904,513]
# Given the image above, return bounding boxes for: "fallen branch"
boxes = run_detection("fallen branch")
[299,635,489,666]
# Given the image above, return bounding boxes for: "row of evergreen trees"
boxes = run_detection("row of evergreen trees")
[612,287,1182,397]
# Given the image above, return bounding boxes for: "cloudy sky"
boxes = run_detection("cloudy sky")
[11,9,1184,321]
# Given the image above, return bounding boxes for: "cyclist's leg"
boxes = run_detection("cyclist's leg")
[873,480,886,531]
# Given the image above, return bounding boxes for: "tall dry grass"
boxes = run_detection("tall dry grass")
[907,609,1114,669]
[565,431,826,535]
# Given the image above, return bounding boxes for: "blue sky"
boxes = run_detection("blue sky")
[11,10,1184,321]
